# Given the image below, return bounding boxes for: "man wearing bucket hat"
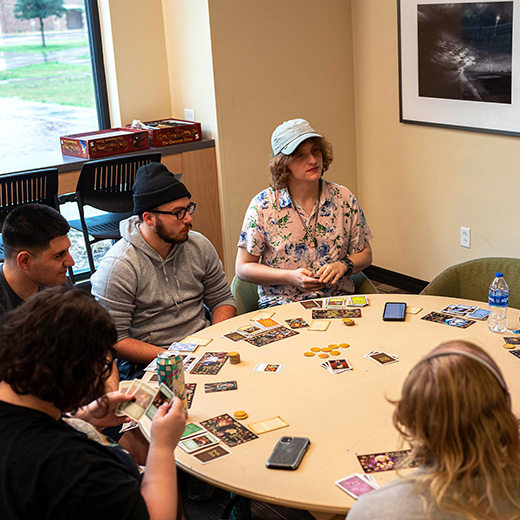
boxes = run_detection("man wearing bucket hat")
[91,162,236,380]
[236,118,373,308]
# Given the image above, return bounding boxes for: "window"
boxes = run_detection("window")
[0,0,110,163]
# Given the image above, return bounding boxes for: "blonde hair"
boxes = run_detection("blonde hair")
[269,136,333,190]
[394,340,520,520]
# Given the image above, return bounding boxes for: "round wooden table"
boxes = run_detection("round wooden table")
[148,294,520,520]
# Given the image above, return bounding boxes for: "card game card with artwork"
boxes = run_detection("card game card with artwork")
[181,422,207,440]
[299,299,322,309]
[247,416,289,435]
[204,380,238,393]
[421,311,475,328]
[285,317,309,329]
[253,363,285,373]
[357,449,417,473]
[308,320,330,331]
[201,413,258,447]
[325,297,346,309]
[179,432,220,453]
[245,326,299,347]
[505,337,520,345]
[192,445,232,464]
[222,331,247,342]
[312,309,361,319]
[185,383,196,409]
[190,352,229,375]
[256,317,281,329]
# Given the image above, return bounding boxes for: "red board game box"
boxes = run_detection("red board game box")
[60,127,150,159]
[130,119,202,147]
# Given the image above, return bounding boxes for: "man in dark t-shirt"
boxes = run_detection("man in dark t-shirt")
[0,204,74,316]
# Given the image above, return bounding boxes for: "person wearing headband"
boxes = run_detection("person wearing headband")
[236,118,372,308]
[348,340,520,520]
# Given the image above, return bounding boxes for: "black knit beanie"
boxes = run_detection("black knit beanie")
[133,162,191,214]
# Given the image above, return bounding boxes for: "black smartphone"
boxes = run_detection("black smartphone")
[382,302,407,321]
[266,436,310,470]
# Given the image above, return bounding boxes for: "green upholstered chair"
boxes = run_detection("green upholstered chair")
[420,257,520,309]
[230,271,378,316]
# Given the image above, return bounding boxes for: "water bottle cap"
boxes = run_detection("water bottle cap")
[495,272,504,277]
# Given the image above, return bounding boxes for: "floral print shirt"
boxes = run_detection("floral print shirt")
[238,180,373,308]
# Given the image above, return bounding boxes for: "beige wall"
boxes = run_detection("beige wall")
[352,0,520,282]
[207,0,357,275]
[100,0,172,127]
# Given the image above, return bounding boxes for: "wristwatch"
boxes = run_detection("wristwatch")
[342,258,354,276]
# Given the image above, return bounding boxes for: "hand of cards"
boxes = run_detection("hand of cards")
[321,358,352,374]
[335,472,379,499]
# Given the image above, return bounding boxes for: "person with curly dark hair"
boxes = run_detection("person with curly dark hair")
[348,340,520,520]
[0,286,186,520]
[236,118,372,308]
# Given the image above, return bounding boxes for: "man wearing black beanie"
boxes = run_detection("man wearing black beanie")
[91,162,236,379]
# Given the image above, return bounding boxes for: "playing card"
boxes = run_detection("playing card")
[335,473,379,499]
[222,331,247,342]
[285,317,309,329]
[182,336,213,346]
[509,349,520,359]
[312,309,361,319]
[505,337,520,344]
[357,450,417,473]
[249,311,275,321]
[247,416,289,435]
[118,381,157,422]
[299,299,322,309]
[179,432,220,453]
[347,296,369,307]
[192,445,232,464]
[253,363,285,373]
[308,320,330,331]
[367,352,399,366]
[168,341,198,353]
[245,326,299,347]
[325,297,346,309]
[190,352,229,375]
[237,323,263,335]
[256,318,281,328]
[421,311,475,328]
[185,383,196,409]
[440,304,479,316]
[201,413,258,447]
[406,306,423,315]
[181,422,207,440]
[204,380,238,393]
[466,308,490,320]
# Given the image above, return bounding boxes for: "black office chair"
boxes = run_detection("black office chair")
[67,152,162,275]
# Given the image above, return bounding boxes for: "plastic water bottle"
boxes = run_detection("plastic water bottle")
[488,272,508,333]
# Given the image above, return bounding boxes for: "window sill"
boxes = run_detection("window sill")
[1,138,216,176]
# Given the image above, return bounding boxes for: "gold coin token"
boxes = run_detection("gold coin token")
[503,343,515,349]
[330,350,340,356]
[233,410,248,420]
[304,351,316,357]
[310,347,321,352]
[328,344,339,349]
[228,351,239,357]
[339,343,350,348]
[342,318,355,326]
[318,353,329,359]
[321,347,332,352]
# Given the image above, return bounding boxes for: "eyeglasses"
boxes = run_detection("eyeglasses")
[149,201,197,220]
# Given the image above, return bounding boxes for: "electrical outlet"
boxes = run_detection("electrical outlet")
[184,108,195,122]
[460,226,471,248]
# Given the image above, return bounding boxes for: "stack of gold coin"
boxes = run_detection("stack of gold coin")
[342,318,355,326]
[234,410,248,420]
[228,351,241,364]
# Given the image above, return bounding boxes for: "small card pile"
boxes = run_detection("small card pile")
[364,350,399,366]
[179,422,232,463]
[321,358,352,374]
[335,472,379,499]
[440,304,490,321]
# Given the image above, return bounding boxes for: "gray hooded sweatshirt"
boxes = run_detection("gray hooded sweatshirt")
[91,216,235,352]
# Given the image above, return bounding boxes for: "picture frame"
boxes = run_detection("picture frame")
[398,0,520,137]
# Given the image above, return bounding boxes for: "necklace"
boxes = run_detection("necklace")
[288,181,322,248]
